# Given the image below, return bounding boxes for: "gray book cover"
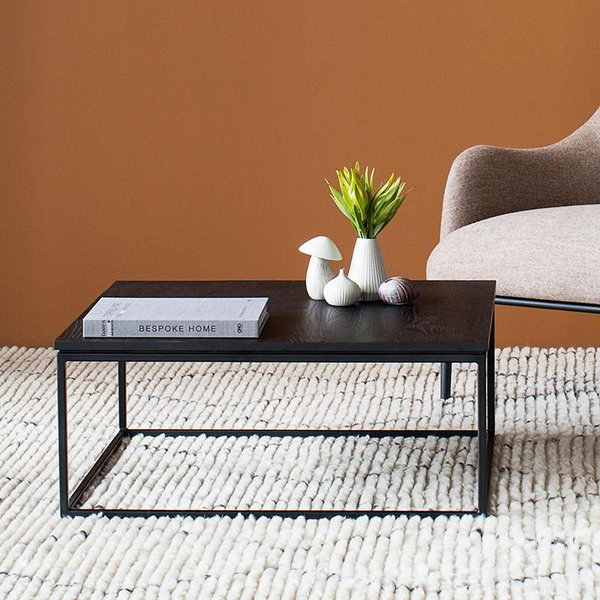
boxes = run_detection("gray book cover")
[83,297,269,338]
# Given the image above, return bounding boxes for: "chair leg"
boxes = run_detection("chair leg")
[441,362,452,399]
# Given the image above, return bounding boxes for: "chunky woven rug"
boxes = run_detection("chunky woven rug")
[1,347,600,598]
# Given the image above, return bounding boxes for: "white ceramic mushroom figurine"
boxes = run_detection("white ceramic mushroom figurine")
[298,236,342,300]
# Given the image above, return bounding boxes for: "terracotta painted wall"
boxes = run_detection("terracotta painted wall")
[1,1,599,348]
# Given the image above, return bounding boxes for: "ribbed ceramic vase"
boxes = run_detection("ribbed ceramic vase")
[348,238,387,301]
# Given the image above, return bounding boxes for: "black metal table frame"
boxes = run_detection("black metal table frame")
[57,317,495,519]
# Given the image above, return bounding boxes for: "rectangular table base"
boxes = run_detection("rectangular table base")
[58,351,495,518]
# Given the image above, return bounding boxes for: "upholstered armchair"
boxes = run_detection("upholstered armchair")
[427,107,600,313]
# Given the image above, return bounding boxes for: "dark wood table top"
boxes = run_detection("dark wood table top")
[55,280,495,355]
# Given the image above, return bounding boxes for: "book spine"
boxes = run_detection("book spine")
[83,319,261,338]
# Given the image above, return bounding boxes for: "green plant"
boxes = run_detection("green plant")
[326,162,412,238]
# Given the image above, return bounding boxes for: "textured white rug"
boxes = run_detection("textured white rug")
[1,346,600,598]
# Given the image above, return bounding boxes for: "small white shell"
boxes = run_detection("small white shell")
[378,276,420,305]
[324,269,361,306]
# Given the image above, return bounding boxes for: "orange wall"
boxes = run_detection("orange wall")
[1,1,599,348]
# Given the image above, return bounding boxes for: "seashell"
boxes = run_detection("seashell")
[378,276,420,305]
[324,268,361,307]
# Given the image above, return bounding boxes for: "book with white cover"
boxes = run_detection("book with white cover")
[83,297,269,338]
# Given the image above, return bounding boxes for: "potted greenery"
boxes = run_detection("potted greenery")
[326,162,411,300]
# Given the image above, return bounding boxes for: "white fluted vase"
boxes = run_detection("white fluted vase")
[348,238,387,301]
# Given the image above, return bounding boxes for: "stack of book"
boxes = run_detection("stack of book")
[83,297,269,338]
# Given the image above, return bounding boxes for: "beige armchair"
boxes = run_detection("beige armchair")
[427,107,600,312]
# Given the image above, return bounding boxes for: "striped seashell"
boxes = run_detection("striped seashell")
[378,276,421,305]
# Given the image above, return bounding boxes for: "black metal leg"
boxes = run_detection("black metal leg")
[57,354,68,517]
[57,357,132,516]
[487,316,495,442]
[118,361,127,431]
[477,355,488,514]
[441,362,452,398]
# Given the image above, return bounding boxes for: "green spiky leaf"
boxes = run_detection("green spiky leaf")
[325,164,412,238]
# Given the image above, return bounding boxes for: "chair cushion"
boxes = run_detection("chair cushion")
[427,204,600,304]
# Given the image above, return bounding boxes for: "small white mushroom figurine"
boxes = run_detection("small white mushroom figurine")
[298,236,342,300]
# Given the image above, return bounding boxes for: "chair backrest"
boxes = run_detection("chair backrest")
[440,107,600,238]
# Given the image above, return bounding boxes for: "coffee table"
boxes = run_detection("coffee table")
[55,280,496,518]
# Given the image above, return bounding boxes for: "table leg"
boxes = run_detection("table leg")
[57,354,68,517]
[118,361,127,431]
[441,362,452,399]
[57,357,129,516]
[477,355,488,514]
[487,316,495,443]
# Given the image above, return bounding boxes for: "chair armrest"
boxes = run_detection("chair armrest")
[440,114,600,238]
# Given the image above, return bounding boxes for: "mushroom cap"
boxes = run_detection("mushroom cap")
[298,236,342,261]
